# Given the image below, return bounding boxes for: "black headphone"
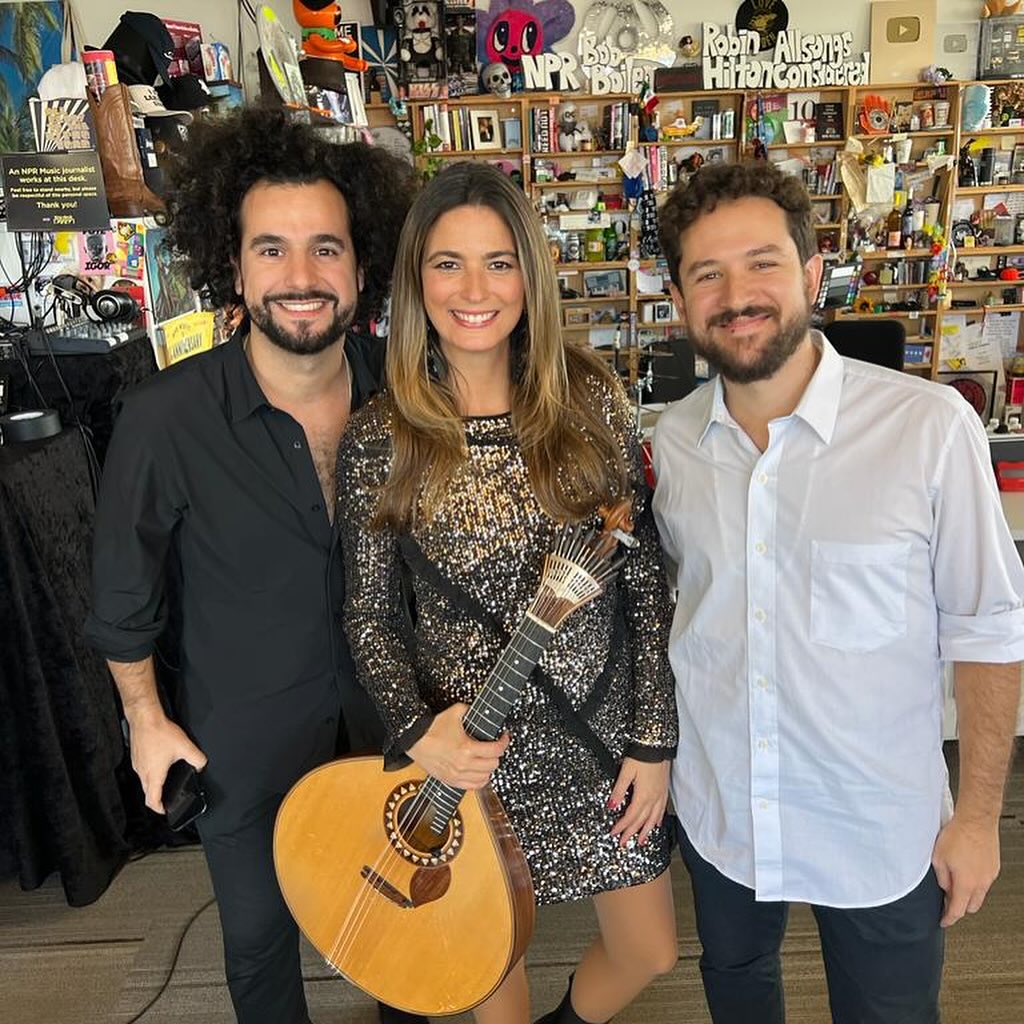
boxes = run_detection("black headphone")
[91,289,140,322]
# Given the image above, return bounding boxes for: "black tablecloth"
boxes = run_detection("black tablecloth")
[0,428,130,906]
[1,332,156,462]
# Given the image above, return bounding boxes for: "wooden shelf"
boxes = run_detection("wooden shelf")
[903,363,934,372]
[949,279,1024,287]
[809,193,843,200]
[859,283,930,292]
[956,185,1024,194]
[857,249,935,259]
[531,149,622,158]
[949,303,1024,313]
[963,125,1024,134]
[639,319,685,327]
[850,130,954,140]
[559,296,630,305]
[642,139,739,147]
[637,292,671,301]
[838,310,937,318]
[430,148,522,158]
[531,178,621,188]
[815,222,842,229]
[555,260,628,271]
[765,140,845,149]
[960,245,1024,255]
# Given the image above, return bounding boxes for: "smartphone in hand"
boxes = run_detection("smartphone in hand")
[162,759,208,831]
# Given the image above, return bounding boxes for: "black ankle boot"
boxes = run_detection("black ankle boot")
[376,1002,429,1024]
[532,976,610,1024]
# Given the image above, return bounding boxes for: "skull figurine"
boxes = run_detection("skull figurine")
[482,61,512,99]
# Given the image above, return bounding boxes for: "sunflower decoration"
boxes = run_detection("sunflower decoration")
[854,296,875,315]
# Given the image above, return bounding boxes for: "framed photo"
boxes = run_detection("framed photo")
[937,370,998,422]
[564,306,592,326]
[500,117,521,150]
[1012,143,1024,182]
[583,268,627,298]
[470,108,501,150]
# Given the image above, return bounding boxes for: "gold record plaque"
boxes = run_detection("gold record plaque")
[735,0,789,52]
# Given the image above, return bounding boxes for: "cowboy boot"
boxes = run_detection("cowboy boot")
[533,975,611,1024]
[89,83,165,218]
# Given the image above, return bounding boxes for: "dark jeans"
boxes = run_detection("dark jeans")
[676,821,945,1024]
[200,801,310,1024]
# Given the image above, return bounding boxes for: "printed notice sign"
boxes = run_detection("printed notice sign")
[1,151,109,231]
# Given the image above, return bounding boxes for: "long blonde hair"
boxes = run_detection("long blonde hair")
[375,161,627,530]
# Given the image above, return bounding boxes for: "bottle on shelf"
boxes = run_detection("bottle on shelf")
[603,222,618,261]
[886,205,903,249]
[901,197,914,248]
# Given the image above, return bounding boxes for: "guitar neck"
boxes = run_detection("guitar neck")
[420,613,555,821]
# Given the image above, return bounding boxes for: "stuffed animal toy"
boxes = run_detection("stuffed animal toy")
[557,102,592,152]
[292,1,369,71]
[398,1,446,82]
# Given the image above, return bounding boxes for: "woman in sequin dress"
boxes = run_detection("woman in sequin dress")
[337,162,678,1024]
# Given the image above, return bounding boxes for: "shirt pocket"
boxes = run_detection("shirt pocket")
[810,540,910,653]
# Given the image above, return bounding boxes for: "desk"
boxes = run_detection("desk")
[0,429,130,905]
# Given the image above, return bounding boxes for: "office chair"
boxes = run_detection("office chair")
[823,318,906,371]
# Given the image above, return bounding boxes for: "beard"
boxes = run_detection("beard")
[688,302,811,384]
[247,290,356,355]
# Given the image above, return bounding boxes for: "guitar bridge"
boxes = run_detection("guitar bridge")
[360,865,413,908]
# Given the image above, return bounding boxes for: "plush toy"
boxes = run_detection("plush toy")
[982,0,1023,15]
[292,1,369,71]
[398,0,446,82]
[557,102,592,152]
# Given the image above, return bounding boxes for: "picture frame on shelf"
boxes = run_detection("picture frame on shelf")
[1012,143,1024,182]
[583,268,627,298]
[937,370,998,423]
[470,108,501,150]
[500,116,521,150]
[564,306,592,326]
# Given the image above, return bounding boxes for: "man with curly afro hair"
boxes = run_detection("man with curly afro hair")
[86,107,424,1024]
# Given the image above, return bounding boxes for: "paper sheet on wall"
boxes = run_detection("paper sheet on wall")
[981,310,1021,365]
[938,314,975,368]
[865,161,896,205]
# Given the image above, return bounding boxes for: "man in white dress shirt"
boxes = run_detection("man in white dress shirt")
[652,160,1024,1024]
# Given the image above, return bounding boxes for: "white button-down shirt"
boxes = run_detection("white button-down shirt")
[652,333,1024,908]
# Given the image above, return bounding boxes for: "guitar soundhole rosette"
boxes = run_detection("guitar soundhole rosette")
[384,783,464,867]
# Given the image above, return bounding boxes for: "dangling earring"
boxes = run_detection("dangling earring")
[426,323,447,382]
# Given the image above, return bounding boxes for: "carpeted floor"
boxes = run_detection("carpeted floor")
[1,746,1021,1024]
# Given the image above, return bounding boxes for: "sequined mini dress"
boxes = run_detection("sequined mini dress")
[336,376,677,905]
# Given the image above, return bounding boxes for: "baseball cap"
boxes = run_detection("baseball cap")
[128,84,193,123]
[158,74,211,112]
[103,11,175,85]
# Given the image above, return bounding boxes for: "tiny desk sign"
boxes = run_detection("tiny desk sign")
[1,152,109,232]
[160,310,215,368]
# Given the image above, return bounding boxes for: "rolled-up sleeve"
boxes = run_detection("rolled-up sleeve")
[931,405,1024,663]
[83,395,183,662]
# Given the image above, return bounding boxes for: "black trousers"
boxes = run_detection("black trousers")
[199,799,311,1024]
[677,822,945,1024]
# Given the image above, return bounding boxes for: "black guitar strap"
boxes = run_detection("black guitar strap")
[397,533,622,779]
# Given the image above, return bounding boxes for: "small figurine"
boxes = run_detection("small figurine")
[481,61,512,98]
[557,102,592,152]
[292,1,368,71]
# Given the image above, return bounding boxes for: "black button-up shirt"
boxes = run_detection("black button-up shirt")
[85,330,385,829]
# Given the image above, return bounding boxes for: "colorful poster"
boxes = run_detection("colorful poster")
[0,2,63,152]
[144,225,197,325]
